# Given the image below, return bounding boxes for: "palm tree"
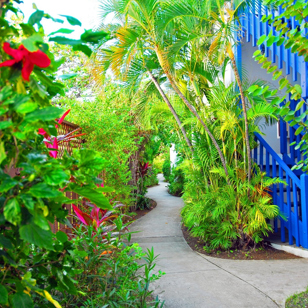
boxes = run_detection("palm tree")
[95,2,194,153]
[161,0,252,183]
[112,0,230,178]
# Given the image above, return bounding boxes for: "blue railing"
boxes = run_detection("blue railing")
[241,3,308,97]
[239,4,308,169]
[254,133,308,248]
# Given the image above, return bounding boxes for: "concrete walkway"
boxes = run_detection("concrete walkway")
[130,174,308,308]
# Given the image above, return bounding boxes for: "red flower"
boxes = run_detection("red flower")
[0,42,51,81]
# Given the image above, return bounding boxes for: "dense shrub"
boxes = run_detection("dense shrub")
[181,166,282,250]
[144,167,159,187]
[162,159,171,182]
[168,166,185,197]
[45,217,165,308]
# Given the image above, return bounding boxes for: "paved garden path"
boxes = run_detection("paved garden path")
[131,174,308,308]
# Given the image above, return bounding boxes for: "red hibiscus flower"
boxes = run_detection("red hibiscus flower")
[0,42,50,81]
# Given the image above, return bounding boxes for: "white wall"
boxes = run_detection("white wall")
[241,36,301,155]
[170,143,177,168]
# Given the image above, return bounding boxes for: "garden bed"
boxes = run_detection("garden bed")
[286,289,308,308]
[182,225,300,260]
[131,199,157,221]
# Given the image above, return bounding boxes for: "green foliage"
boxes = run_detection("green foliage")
[285,286,308,308]
[144,167,159,187]
[168,165,185,197]
[40,218,165,307]
[64,83,141,205]
[0,2,164,307]
[162,159,171,182]
[182,166,282,250]
[253,0,308,172]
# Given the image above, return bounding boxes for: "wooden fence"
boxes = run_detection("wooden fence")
[50,120,84,234]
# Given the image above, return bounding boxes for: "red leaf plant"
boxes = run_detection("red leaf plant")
[38,109,86,159]
[0,42,51,81]
[72,202,124,231]
[139,162,151,178]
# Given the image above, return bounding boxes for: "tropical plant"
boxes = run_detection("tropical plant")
[182,166,283,250]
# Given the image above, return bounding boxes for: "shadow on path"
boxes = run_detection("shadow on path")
[130,174,308,308]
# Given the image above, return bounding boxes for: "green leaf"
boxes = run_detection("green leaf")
[60,15,82,26]
[295,126,304,135]
[72,44,92,57]
[33,212,50,230]
[0,178,18,193]
[0,285,8,305]
[80,30,108,43]
[0,235,13,249]
[294,84,302,94]
[0,142,6,165]
[28,9,44,26]
[49,36,83,45]
[273,71,282,80]
[56,231,68,243]
[73,249,87,257]
[58,73,78,80]
[257,34,268,45]
[48,28,75,36]
[4,198,21,225]
[295,100,305,111]
[16,102,38,114]
[29,183,62,198]
[279,78,289,90]
[247,85,259,93]
[43,169,69,186]
[0,120,12,130]
[253,50,261,57]
[19,223,53,249]
[12,292,34,308]
[22,34,44,52]
[68,184,112,210]
[24,106,63,122]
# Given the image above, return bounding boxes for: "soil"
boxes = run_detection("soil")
[130,199,157,221]
[182,225,300,260]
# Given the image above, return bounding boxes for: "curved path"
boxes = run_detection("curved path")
[131,174,308,308]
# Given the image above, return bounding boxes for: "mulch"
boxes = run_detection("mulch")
[182,225,300,260]
[130,199,157,221]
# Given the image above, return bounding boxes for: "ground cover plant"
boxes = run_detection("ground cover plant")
[0,2,164,307]
[285,287,308,308]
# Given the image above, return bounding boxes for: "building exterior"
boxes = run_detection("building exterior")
[236,3,308,249]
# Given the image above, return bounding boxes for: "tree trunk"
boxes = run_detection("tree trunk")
[147,70,194,153]
[163,69,230,180]
[230,55,251,184]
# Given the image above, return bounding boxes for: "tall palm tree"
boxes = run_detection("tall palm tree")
[207,0,252,183]
[95,3,194,153]
[107,0,231,178]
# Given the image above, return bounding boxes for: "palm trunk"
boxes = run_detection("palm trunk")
[230,55,251,184]
[164,70,229,180]
[147,70,194,153]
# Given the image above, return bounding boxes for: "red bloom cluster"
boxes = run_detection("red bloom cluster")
[0,42,50,81]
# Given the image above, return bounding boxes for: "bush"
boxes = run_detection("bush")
[144,167,159,187]
[168,166,185,196]
[181,167,282,250]
[48,217,165,308]
[162,159,171,182]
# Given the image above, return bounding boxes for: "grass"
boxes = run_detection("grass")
[286,287,308,308]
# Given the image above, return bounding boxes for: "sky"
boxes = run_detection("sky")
[18,0,104,38]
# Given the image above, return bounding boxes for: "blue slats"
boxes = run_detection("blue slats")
[255,133,308,248]
[243,4,308,249]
